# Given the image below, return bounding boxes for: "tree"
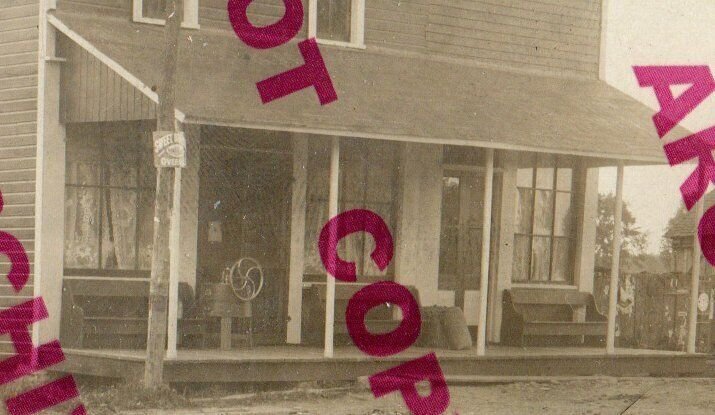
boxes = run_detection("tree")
[660,205,688,269]
[595,193,647,267]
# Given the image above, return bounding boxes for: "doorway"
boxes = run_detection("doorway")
[438,167,501,314]
[197,130,292,345]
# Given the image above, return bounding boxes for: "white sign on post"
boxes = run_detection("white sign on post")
[153,131,187,168]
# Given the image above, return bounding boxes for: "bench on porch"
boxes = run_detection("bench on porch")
[60,279,206,349]
[500,288,607,346]
[301,283,422,345]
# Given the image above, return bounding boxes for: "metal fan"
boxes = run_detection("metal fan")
[223,257,264,302]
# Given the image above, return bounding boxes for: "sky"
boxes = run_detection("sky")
[598,0,715,254]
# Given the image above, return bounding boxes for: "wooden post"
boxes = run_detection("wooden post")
[167,166,182,359]
[606,161,624,354]
[476,148,494,356]
[287,135,308,344]
[144,0,182,387]
[687,198,704,354]
[324,137,340,358]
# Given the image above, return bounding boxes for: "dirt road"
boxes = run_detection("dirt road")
[174,378,713,415]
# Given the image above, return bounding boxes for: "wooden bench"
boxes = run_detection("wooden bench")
[500,288,607,346]
[301,283,422,345]
[60,279,205,349]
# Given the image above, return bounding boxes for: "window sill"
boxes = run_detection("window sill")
[133,16,200,30]
[315,38,366,50]
[511,283,578,290]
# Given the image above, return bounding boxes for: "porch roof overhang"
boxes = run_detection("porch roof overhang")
[50,12,683,164]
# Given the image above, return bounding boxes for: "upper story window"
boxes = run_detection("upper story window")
[133,0,199,29]
[308,0,365,48]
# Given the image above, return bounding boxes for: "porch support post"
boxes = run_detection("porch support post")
[476,148,494,356]
[167,159,182,359]
[287,135,308,344]
[606,161,624,354]
[324,137,340,358]
[687,198,704,354]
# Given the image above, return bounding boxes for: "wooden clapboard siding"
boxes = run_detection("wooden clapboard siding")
[0,0,38,354]
[54,0,603,77]
[56,0,129,19]
[427,0,601,77]
[58,34,157,122]
[365,0,429,52]
[200,0,309,36]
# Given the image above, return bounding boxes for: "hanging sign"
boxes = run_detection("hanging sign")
[153,131,186,168]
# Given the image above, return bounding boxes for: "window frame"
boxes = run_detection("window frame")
[303,140,398,280]
[308,0,366,49]
[132,0,200,29]
[513,154,576,285]
[64,127,156,278]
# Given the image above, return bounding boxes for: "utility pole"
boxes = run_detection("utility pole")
[144,0,183,387]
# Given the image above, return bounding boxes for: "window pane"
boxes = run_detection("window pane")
[341,151,366,204]
[64,187,100,268]
[140,152,157,189]
[533,190,554,235]
[137,191,154,270]
[317,0,351,42]
[101,189,138,270]
[365,146,395,203]
[442,177,460,227]
[463,174,484,226]
[554,192,573,237]
[551,237,572,283]
[106,152,138,188]
[363,203,392,277]
[66,141,100,186]
[439,175,460,289]
[462,226,482,290]
[556,168,573,191]
[535,167,554,189]
[337,218,363,276]
[516,168,533,188]
[304,200,328,274]
[307,146,330,200]
[438,227,458,289]
[512,235,530,282]
[143,0,166,19]
[443,146,483,166]
[530,236,551,282]
[516,188,533,234]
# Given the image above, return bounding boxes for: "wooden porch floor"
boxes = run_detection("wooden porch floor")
[59,345,707,383]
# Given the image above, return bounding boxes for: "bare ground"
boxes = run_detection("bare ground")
[124,377,715,415]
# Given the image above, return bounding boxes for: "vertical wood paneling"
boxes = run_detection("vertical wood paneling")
[58,34,157,122]
[0,0,39,355]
